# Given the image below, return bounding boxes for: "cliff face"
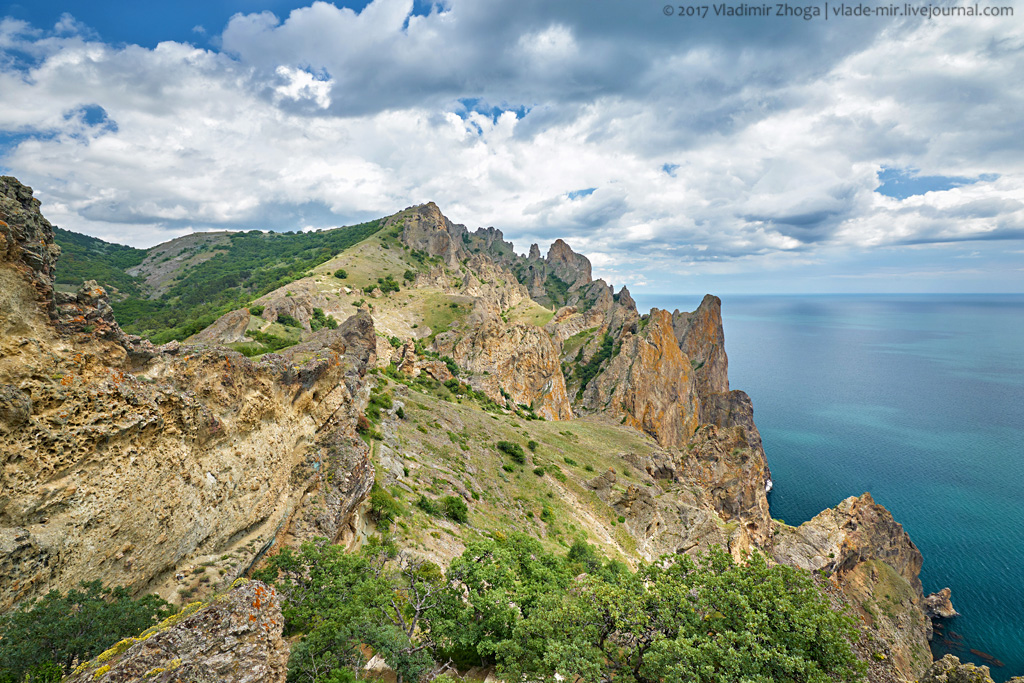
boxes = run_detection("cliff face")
[773,493,935,680]
[582,309,701,449]
[0,177,61,324]
[433,315,572,420]
[0,178,376,610]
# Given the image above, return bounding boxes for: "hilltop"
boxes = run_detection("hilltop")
[0,176,981,683]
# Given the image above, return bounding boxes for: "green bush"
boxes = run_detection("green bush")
[496,441,526,464]
[334,268,348,279]
[415,495,441,517]
[533,467,544,477]
[368,484,403,531]
[249,304,265,316]
[527,440,538,452]
[310,307,338,331]
[441,496,468,523]
[276,313,302,328]
[441,356,459,376]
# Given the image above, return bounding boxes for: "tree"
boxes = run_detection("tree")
[255,540,458,683]
[501,548,865,683]
[0,581,172,682]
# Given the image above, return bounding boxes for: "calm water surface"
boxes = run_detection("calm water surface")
[632,293,1024,679]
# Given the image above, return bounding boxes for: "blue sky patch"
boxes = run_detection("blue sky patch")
[567,188,595,200]
[876,167,999,200]
[455,98,531,124]
[662,163,679,177]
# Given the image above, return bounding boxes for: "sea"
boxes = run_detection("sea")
[631,293,1024,680]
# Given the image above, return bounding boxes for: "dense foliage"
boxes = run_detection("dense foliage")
[54,219,384,344]
[0,581,173,683]
[53,227,147,298]
[254,535,865,683]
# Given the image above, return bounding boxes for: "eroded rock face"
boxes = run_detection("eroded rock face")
[919,655,995,683]
[672,294,728,396]
[685,424,772,547]
[582,309,699,449]
[545,238,592,291]
[434,315,572,420]
[66,581,288,683]
[772,493,932,680]
[0,181,377,610]
[923,587,959,619]
[586,469,731,561]
[0,177,61,320]
[188,308,251,344]
[395,202,468,267]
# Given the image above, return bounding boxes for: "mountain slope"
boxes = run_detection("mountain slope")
[3,177,954,682]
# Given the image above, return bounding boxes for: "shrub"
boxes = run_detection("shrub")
[533,467,545,477]
[249,305,264,316]
[415,495,441,517]
[369,485,403,531]
[310,308,338,331]
[441,356,459,376]
[334,268,348,279]
[527,440,538,452]
[403,269,416,282]
[496,441,526,464]
[441,496,468,523]
[0,582,172,680]
[356,415,372,433]
[276,313,302,328]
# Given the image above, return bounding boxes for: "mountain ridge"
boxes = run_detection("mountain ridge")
[1,176,971,682]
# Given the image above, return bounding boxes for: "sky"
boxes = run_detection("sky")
[1,0,1022,294]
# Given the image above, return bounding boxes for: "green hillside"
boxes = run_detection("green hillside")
[53,227,148,298]
[54,220,386,344]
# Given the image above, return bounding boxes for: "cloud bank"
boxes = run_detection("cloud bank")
[1,0,1022,291]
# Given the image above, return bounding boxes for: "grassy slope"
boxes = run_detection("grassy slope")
[367,372,673,567]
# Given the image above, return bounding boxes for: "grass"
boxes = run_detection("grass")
[376,376,667,566]
[508,299,556,328]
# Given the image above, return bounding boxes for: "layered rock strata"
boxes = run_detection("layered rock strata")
[0,177,375,611]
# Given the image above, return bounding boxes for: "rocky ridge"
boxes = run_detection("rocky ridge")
[3,181,963,681]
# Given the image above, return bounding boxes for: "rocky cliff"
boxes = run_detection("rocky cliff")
[773,493,954,680]
[0,177,376,610]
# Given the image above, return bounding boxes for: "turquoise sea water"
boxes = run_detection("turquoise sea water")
[631,293,1024,679]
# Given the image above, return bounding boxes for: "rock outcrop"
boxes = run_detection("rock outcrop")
[0,177,61,322]
[0,179,376,611]
[923,587,960,619]
[394,202,469,267]
[581,309,700,448]
[772,493,936,680]
[672,294,728,396]
[587,469,732,560]
[66,580,288,683]
[434,314,572,421]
